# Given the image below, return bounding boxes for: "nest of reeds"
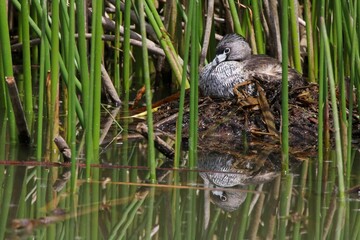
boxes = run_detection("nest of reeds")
[147,78,321,157]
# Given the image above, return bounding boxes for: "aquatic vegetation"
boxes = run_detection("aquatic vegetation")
[0,0,360,239]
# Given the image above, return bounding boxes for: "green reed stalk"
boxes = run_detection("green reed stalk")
[345,199,351,240]
[76,0,93,177]
[320,154,337,237]
[354,1,360,118]
[315,39,325,240]
[14,1,85,130]
[0,147,17,239]
[58,62,85,127]
[310,1,319,80]
[292,160,308,240]
[0,159,4,188]
[163,0,178,45]
[320,17,345,197]
[145,188,156,239]
[314,0,327,239]
[35,167,47,221]
[237,186,254,239]
[176,1,187,24]
[0,52,6,110]
[144,0,188,87]
[251,0,265,54]
[36,1,49,160]
[90,0,103,162]
[0,116,5,166]
[14,0,82,92]
[59,1,81,69]
[119,156,130,213]
[334,0,348,163]
[59,1,70,129]
[138,0,156,181]
[123,0,131,100]
[109,198,141,239]
[121,1,131,191]
[68,0,77,192]
[20,0,33,121]
[50,0,60,160]
[281,0,289,171]
[120,0,132,207]
[30,3,38,81]
[90,168,100,239]
[335,201,346,239]
[188,0,200,169]
[60,0,69,63]
[0,0,17,142]
[11,0,41,36]
[186,171,197,239]
[0,166,15,240]
[109,200,136,239]
[130,155,139,197]
[341,3,352,55]
[174,0,194,168]
[17,169,28,218]
[242,1,252,37]
[228,0,243,35]
[278,174,293,239]
[289,0,302,73]
[347,1,358,183]
[352,209,360,239]
[205,210,221,239]
[110,164,121,220]
[114,0,121,92]
[304,0,315,81]
[172,174,181,240]
[315,1,326,237]
[68,201,76,240]
[79,184,90,239]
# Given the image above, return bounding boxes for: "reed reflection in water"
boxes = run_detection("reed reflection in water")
[1,132,359,239]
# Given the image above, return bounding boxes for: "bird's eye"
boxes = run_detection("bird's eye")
[220,193,227,202]
[224,48,231,54]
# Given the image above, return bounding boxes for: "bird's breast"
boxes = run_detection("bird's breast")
[213,61,245,77]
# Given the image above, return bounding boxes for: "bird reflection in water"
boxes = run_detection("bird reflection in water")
[197,147,301,212]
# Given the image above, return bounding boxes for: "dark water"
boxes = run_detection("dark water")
[1,110,360,240]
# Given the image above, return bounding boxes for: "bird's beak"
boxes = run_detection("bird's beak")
[211,190,224,197]
[211,52,227,67]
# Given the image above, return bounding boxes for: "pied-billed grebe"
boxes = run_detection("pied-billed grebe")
[199,33,305,98]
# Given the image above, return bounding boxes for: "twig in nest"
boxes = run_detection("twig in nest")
[255,82,279,138]
[131,85,146,109]
[233,79,279,138]
[101,64,121,106]
[233,80,259,109]
[136,123,175,159]
[54,136,71,162]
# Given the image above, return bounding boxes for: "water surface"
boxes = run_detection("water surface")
[1,109,360,239]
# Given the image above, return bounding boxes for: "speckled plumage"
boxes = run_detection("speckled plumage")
[200,61,251,98]
[197,150,280,212]
[199,33,304,98]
